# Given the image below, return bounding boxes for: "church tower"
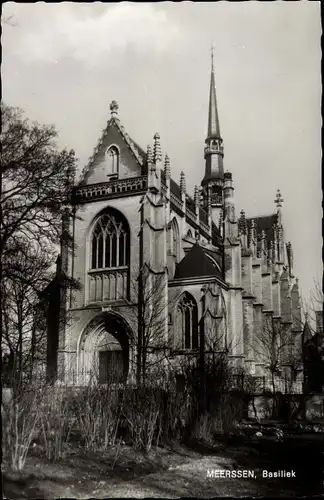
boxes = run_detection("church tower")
[201,47,224,229]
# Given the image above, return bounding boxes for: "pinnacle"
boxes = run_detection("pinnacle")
[164,154,171,177]
[194,185,199,204]
[180,171,186,192]
[153,133,162,163]
[146,145,153,164]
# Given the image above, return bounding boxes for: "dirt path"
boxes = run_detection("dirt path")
[3,452,291,499]
[5,438,319,499]
[88,456,263,499]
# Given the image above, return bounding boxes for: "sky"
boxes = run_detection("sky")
[2,1,322,304]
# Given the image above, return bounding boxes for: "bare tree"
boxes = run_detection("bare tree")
[251,312,304,418]
[301,278,323,331]
[1,239,53,388]
[1,104,78,388]
[126,264,170,385]
[301,279,324,394]
[1,103,76,261]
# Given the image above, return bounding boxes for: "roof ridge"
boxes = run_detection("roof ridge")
[246,213,277,220]
[114,119,144,165]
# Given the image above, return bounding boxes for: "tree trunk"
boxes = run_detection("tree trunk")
[271,370,276,418]
[199,319,206,415]
[136,329,142,386]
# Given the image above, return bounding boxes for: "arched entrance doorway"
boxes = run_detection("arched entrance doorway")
[77,311,132,385]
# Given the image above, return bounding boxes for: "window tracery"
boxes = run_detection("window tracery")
[91,213,128,270]
[176,293,199,349]
[89,210,129,302]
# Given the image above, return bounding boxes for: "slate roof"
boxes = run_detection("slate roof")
[170,178,181,198]
[211,221,221,245]
[200,207,208,225]
[246,213,278,242]
[186,195,195,213]
[174,243,222,280]
[79,117,145,184]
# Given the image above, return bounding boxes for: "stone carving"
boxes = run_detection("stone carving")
[75,176,148,202]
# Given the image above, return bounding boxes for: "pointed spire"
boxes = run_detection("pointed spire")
[180,171,186,193]
[153,133,162,163]
[202,45,224,187]
[207,44,221,140]
[146,144,153,164]
[164,154,171,178]
[110,100,119,120]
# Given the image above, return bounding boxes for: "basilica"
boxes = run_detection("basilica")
[46,56,302,387]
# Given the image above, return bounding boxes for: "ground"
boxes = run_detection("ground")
[3,435,323,499]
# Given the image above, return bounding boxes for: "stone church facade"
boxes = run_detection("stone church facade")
[48,57,302,387]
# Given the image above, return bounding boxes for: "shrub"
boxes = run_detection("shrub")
[2,383,43,470]
[39,386,75,460]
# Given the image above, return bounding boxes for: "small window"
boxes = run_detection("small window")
[106,146,119,175]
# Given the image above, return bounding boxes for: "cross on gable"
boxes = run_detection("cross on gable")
[274,189,284,208]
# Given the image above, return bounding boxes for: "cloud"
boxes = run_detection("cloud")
[4,3,185,66]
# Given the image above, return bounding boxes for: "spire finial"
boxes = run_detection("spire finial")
[153,132,162,163]
[274,189,284,209]
[110,100,119,120]
[238,209,247,235]
[180,171,186,193]
[164,154,171,178]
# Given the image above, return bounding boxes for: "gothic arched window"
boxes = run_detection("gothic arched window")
[89,209,130,302]
[170,217,180,262]
[176,292,199,350]
[91,211,129,270]
[106,146,119,175]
